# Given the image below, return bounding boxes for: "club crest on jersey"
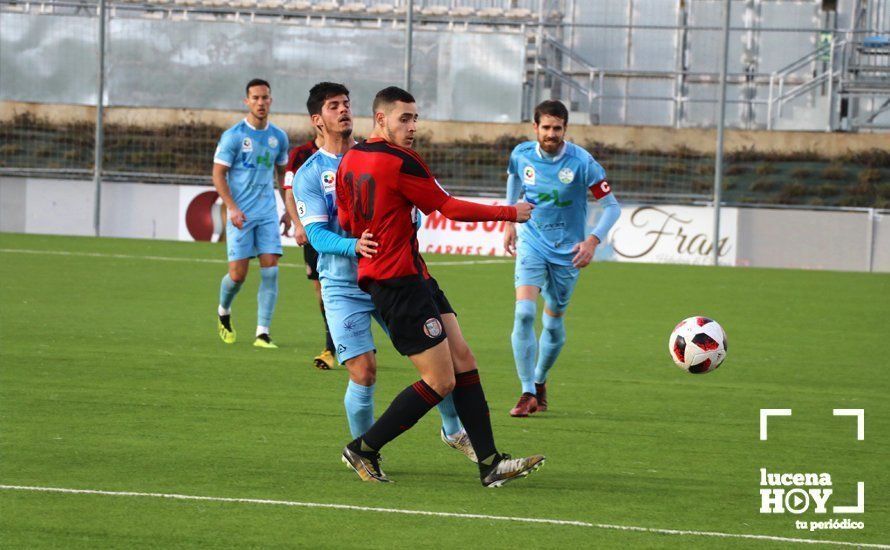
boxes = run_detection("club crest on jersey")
[268,136,279,149]
[321,170,336,193]
[558,167,575,184]
[423,317,443,339]
[523,166,536,185]
[241,138,253,152]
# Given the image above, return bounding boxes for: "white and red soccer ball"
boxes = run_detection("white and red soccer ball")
[668,316,728,374]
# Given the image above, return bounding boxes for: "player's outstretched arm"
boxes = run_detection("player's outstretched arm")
[304,223,368,259]
[438,196,532,223]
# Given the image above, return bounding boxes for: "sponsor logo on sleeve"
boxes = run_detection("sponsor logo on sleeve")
[296,200,307,218]
[523,166,536,185]
[321,170,336,193]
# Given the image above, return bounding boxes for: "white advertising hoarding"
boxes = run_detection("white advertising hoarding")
[178,187,737,266]
[604,205,738,266]
[4,176,880,271]
[418,198,512,257]
[178,186,295,244]
[416,199,739,266]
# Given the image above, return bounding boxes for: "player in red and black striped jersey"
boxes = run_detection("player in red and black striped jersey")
[337,86,545,487]
[283,132,337,370]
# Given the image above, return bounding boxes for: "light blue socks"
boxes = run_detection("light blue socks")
[534,312,566,384]
[257,266,278,328]
[436,394,463,436]
[343,380,462,439]
[218,273,243,312]
[511,299,538,394]
[344,380,375,438]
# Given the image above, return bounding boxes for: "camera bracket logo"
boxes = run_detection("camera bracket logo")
[758,409,866,531]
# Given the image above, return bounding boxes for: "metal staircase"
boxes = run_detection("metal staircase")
[839,36,890,129]
[767,0,890,132]
[528,32,603,124]
[766,38,845,131]
[765,35,890,132]
[520,0,607,123]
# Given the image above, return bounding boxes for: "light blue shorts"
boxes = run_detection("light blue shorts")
[514,240,580,314]
[321,283,386,364]
[226,218,283,262]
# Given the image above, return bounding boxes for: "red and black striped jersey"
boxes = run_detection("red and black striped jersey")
[282,139,319,190]
[336,138,450,289]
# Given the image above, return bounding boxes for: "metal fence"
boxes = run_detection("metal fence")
[538,0,890,129]
[1,0,889,211]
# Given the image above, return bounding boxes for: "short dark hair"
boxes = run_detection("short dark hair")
[306,82,350,116]
[534,100,569,125]
[245,78,271,96]
[372,86,416,113]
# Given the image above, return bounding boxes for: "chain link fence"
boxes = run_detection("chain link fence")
[2,0,889,207]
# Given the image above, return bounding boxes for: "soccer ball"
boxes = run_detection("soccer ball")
[668,316,727,374]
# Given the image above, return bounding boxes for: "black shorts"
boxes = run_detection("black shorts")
[368,275,456,357]
[303,243,320,280]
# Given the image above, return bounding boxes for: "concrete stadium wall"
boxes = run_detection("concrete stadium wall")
[3,101,889,155]
[735,208,876,272]
[0,177,181,239]
[1,176,887,273]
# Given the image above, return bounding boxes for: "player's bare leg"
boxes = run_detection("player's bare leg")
[440,313,545,487]
[253,253,280,348]
[218,259,249,344]
[510,285,541,416]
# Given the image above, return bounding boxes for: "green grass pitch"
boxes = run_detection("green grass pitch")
[1,232,887,548]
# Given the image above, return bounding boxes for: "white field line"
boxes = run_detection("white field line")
[0,248,511,267]
[1,485,886,548]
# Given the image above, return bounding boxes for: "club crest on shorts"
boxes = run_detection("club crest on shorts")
[558,167,575,184]
[423,317,443,338]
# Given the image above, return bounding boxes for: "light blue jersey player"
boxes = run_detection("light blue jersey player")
[212,79,291,349]
[504,100,621,417]
[285,82,475,462]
